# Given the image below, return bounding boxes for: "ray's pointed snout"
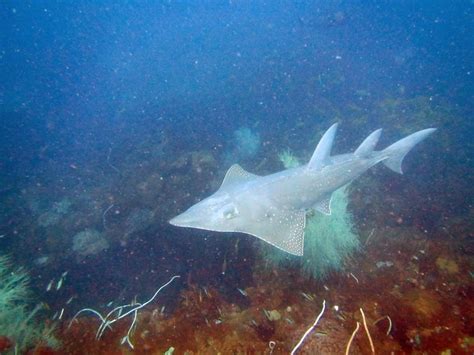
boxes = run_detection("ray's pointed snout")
[169,213,186,227]
[169,205,206,228]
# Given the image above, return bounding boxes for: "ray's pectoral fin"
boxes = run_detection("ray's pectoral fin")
[236,208,306,256]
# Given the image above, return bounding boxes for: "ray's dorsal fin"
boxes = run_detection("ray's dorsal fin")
[219,164,259,190]
[354,128,382,157]
[307,123,338,171]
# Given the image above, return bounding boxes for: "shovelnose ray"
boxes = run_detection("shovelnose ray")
[170,124,436,256]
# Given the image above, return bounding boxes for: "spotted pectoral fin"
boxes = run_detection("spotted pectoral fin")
[236,208,306,256]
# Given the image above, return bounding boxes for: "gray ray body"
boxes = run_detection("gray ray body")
[170,124,436,256]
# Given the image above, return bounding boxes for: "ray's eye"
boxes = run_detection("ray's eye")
[223,206,239,219]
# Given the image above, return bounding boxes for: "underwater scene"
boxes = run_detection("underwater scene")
[0,1,473,354]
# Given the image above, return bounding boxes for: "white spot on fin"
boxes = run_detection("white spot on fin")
[219,164,259,190]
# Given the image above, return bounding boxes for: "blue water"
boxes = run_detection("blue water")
[0,1,472,352]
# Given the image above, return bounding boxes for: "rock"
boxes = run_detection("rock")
[435,257,459,274]
[72,228,108,257]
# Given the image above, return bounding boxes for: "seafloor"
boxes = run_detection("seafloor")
[2,96,473,354]
[58,227,473,354]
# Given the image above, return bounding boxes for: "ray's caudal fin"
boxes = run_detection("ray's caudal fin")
[381,128,437,174]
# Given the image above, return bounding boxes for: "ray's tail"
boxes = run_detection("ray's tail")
[381,128,437,174]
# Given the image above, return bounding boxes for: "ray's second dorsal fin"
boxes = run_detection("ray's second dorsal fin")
[307,123,338,171]
[219,164,259,190]
[354,128,382,157]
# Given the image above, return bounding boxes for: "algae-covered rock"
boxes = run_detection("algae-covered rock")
[224,126,261,165]
[125,208,155,237]
[265,309,281,321]
[435,257,459,274]
[405,289,442,321]
[37,198,73,227]
[72,228,109,257]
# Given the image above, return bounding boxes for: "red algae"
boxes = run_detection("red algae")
[0,336,13,352]
[56,225,473,354]
[26,346,60,355]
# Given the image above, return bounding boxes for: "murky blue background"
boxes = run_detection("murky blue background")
[0,1,472,351]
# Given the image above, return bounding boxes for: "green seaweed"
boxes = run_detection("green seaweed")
[278,149,301,169]
[300,187,359,279]
[0,255,59,353]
